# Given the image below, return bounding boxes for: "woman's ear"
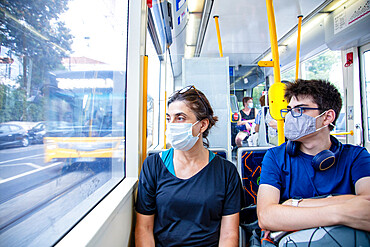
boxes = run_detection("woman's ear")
[200,118,209,133]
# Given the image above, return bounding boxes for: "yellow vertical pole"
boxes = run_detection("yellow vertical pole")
[265,0,281,83]
[295,15,303,80]
[266,0,286,145]
[213,16,223,57]
[142,55,148,161]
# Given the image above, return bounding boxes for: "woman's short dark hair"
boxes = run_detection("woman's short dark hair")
[242,97,253,107]
[168,86,218,147]
[284,79,342,130]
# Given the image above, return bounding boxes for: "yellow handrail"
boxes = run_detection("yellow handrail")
[142,55,148,161]
[295,15,303,80]
[213,16,223,57]
[331,130,354,136]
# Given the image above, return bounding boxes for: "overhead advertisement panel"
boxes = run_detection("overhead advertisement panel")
[333,0,370,34]
[325,0,370,50]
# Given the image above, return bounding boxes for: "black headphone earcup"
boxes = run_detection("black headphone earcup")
[286,140,299,157]
[312,150,335,171]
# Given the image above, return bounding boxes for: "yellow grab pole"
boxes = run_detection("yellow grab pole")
[265,0,280,83]
[164,91,167,149]
[213,16,223,57]
[265,0,286,145]
[142,55,148,161]
[295,15,303,80]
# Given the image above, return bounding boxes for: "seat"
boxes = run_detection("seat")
[237,146,271,246]
[147,148,228,159]
[237,146,270,206]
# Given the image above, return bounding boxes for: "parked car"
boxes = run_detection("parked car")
[27,122,46,144]
[0,123,30,148]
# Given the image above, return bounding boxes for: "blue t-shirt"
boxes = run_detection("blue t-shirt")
[260,142,370,201]
[136,152,242,247]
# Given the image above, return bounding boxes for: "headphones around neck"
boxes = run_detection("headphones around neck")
[286,136,342,171]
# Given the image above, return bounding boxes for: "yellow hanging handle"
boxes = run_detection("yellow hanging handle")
[265,0,287,145]
[295,15,303,80]
[213,16,223,57]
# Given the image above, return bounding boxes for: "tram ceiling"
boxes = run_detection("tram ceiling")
[150,0,346,78]
[199,0,330,66]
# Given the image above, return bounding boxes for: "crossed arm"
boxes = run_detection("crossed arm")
[257,177,370,232]
[135,212,240,247]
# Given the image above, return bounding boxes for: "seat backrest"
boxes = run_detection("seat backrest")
[209,147,228,159]
[147,148,228,160]
[237,146,271,206]
[147,149,166,156]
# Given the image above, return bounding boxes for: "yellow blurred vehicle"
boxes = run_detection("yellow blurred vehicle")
[44,136,125,163]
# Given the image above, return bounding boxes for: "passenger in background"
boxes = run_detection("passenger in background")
[254,95,266,133]
[257,79,370,244]
[235,96,255,147]
[135,85,242,247]
[255,95,278,146]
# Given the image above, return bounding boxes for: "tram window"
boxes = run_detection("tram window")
[0,0,128,246]
[301,49,345,133]
[281,67,295,82]
[252,83,266,109]
[301,50,343,84]
[146,32,161,149]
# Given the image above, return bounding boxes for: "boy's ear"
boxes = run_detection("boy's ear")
[325,109,336,124]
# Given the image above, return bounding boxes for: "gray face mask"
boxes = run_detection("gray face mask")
[284,111,328,141]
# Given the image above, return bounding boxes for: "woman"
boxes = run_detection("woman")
[135,86,242,247]
[235,96,255,147]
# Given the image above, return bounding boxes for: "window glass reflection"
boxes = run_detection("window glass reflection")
[0,0,128,245]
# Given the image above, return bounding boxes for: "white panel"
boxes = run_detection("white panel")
[182,57,231,159]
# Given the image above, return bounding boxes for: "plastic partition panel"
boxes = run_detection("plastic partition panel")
[237,147,271,206]
[182,57,231,160]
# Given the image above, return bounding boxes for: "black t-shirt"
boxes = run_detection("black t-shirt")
[136,154,242,247]
[240,108,255,120]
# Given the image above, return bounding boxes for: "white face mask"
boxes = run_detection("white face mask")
[166,121,200,151]
[248,102,253,109]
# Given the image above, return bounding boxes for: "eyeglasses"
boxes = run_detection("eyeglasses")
[280,107,323,118]
[176,85,208,113]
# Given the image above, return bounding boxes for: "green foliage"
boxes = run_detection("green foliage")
[303,50,341,81]
[252,84,266,108]
[0,0,72,122]
[0,84,46,122]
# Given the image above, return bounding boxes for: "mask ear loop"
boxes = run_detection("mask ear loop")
[315,111,333,132]
[192,120,202,138]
